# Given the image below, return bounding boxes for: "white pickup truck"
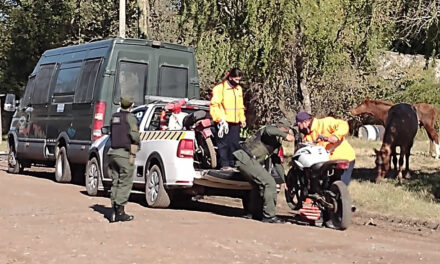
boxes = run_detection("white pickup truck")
[84,96,284,208]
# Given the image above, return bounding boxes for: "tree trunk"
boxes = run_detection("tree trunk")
[138,0,150,39]
[294,45,312,113]
[299,69,312,113]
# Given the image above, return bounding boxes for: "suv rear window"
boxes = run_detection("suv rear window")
[115,61,148,106]
[158,66,188,98]
[31,64,57,104]
[74,58,102,103]
[53,65,81,95]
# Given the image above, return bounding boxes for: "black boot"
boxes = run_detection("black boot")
[114,204,134,222]
[109,203,116,223]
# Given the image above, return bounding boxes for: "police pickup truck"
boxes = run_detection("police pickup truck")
[85,96,283,208]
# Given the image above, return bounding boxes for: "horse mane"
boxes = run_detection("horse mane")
[364,99,393,106]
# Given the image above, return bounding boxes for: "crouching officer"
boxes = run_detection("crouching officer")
[233,118,294,223]
[108,96,140,222]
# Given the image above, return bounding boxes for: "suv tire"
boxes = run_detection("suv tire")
[55,146,72,183]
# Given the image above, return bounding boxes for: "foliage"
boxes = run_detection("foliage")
[0,0,439,128]
[0,0,75,94]
[391,68,440,109]
[392,0,440,57]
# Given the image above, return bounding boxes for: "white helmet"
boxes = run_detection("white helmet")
[293,144,329,169]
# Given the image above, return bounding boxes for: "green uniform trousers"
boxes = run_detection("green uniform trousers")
[108,154,134,206]
[233,149,277,219]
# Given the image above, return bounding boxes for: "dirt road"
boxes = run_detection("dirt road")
[0,160,439,264]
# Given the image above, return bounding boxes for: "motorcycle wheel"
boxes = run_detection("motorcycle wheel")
[284,168,304,210]
[329,181,352,230]
[195,135,217,169]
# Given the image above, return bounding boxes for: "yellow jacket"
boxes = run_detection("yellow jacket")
[303,117,356,161]
[210,80,246,123]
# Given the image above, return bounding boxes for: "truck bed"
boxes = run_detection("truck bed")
[194,169,252,190]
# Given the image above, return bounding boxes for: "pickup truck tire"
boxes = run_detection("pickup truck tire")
[55,146,72,183]
[85,157,100,196]
[145,164,170,208]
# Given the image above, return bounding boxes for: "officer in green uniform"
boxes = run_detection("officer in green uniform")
[108,96,140,222]
[233,118,294,223]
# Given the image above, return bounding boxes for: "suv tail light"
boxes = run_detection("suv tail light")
[92,101,106,141]
[336,161,349,170]
[177,139,194,158]
[278,146,284,164]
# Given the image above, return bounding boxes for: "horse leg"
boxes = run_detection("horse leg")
[423,125,439,158]
[396,148,405,183]
[433,131,440,159]
[391,146,398,171]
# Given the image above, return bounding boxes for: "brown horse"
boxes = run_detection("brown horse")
[374,104,418,183]
[352,99,440,159]
[351,99,392,124]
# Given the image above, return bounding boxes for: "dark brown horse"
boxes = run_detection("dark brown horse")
[374,104,418,183]
[352,99,440,159]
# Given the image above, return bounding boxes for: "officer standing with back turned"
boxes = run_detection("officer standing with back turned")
[108,96,140,222]
[233,118,295,223]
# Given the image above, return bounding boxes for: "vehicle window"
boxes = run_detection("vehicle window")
[74,58,102,103]
[31,64,57,104]
[158,66,188,98]
[115,61,148,106]
[20,76,35,107]
[147,107,166,131]
[131,108,147,126]
[53,66,81,94]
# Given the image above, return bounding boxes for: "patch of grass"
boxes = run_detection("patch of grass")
[349,180,440,223]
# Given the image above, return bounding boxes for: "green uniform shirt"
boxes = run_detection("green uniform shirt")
[244,125,287,163]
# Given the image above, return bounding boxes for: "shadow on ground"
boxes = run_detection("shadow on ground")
[90,204,113,222]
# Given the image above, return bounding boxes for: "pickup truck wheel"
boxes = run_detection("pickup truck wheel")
[55,146,72,183]
[145,164,170,208]
[8,147,22,174]
[85,158,100,196]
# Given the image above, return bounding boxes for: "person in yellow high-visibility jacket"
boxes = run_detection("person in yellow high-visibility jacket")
[210,68,246,171]
[295,112,356,185]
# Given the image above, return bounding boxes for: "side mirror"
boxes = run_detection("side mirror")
[101,126,110,135]
[4,94,16,112]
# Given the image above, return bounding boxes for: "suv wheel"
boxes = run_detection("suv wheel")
[55,146,72,183]
[8,145,22,174]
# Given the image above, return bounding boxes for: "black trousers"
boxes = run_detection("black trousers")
[217,123,240,167]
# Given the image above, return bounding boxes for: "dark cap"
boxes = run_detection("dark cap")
[276,118,292,130]
[120,96,134,109]
[295,112,312,124]
[228,67,242,78]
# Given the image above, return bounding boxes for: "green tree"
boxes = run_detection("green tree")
[0,0,75,94]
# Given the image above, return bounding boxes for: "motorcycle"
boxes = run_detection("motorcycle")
[284,136,352,230]
[183,110,217,169]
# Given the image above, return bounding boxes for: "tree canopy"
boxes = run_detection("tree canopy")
[0,0,439,127]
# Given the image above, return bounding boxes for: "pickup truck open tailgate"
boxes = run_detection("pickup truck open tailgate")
[194,170,252,190]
